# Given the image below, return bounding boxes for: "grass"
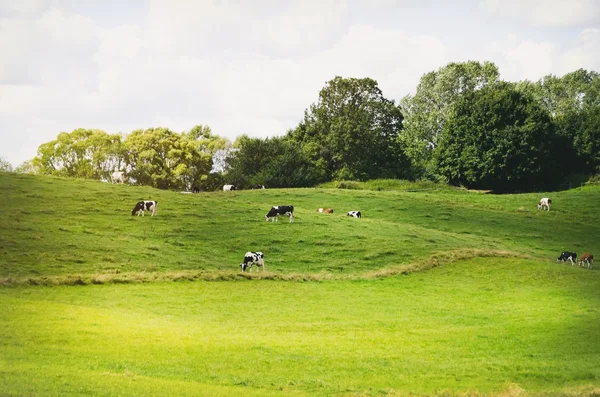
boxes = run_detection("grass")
[1,172,600,395]
[1,258,600,396]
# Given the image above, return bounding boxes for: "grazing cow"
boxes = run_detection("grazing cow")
[223,184,236,191]
[131,200,158,217]
[249,184,265,189]
[538,197,552,211]
[317,208,334,214]
[111,171,126,184]
[240,251,265,272]
[266,205,294,223]
[557,251,577,265]
[579,253,594,268]
[347,210,362,218]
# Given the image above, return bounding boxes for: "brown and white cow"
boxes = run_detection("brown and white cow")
[317,208,334,214]
[579,253,594,269]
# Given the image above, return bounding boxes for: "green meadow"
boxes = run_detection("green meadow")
[1,172,600,396]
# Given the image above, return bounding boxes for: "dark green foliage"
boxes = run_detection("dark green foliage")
[401,61,500,178]
[435,82,557,192]
[225,135,321,188]
[289,76,410,181]
[528,69,600,175]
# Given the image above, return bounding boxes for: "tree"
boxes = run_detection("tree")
[225,135,320,188]
[435,82,557,192]
[532,69,600,174]
[123,126,226,190]
[0,157,13,172]
[14,160,38,174]
[33,129,123,180]
[401,61,500,178]
[289,76,409,181]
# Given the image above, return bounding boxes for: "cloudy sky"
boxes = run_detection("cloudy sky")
[1,0,599,167]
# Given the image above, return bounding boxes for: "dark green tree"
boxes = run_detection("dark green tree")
[533,69,600,174]
[435,82,557,192]
[225,135,320,188]
[289,76,409,181]
[401,61,500,178]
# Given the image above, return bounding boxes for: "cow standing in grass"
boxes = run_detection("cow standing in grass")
[266,205,294,223]
[132,201,158,217]
[538,197,551,211]
[240,251,265,272]
[557,251,577,265]
[223,184,236,191]
[579,253,594,268]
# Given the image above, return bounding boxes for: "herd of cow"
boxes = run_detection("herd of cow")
[125,181,594,273]
[538,197,595,269]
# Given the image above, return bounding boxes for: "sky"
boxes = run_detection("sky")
[1,0,599,167]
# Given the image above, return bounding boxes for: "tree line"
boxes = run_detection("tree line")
[5,61,599,192]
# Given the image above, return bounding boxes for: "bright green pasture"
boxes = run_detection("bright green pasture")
[2,173,600,395]
[1,173,599,279]
[2,258,600,396]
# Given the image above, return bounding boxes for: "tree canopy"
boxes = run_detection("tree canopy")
[435,82,556,192]
[401,61,500,178]
[289,76,410,181]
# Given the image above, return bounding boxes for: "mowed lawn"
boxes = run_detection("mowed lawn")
[2,173,600,395]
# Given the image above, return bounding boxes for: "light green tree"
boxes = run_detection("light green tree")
[33,129,123,179]
[0,157,13,172]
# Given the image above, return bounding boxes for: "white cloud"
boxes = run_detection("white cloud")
[1,0,599,168]
[484,28,600,82]
[481,0,600,27]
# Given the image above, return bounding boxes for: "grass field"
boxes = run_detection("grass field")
[1,172,600,396]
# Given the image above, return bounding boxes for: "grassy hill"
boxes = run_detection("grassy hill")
[1,172,600,396]
[2,172,599,282]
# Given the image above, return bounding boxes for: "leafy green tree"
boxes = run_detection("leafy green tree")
[183,125,231,191]
[401,61,500,178]
[14,160,38,174]
[0,157,13,172]
[225,135,320,188]
[33,129,123,180]
[123,126,226,190]
[531,69,600,174]
[435,82,557,192]
[289,76,409,181]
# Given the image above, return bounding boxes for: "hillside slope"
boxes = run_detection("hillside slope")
[2,172,599,280]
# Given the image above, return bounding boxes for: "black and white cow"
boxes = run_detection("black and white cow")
[249,184,265,189]
[266,205,294,223]
[240,251,265,272]
[557,251,577,265]
[131,200,158,217]
[347,210,362,218]
[223,184,236,191]
[538,197,551,211]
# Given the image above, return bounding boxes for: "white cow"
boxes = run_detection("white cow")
[537,197,551,211]
[223,184,236,191]
[111,171,127,184]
